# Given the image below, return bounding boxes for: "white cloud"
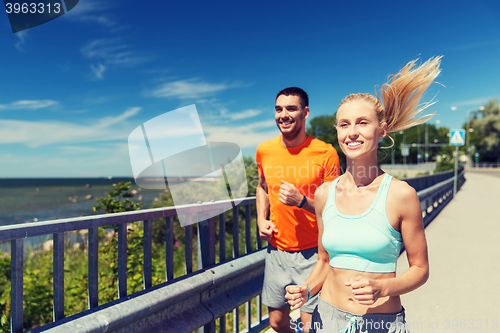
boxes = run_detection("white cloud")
[450,97,493,108]
[0,100,59,110]
[64,0,116,27]
[15,31,28,52]
[1,143,133,177]
[90,63,106,79]
[81,38,148,66]
[204,120,277,149]
[0,107,141,148]
[96,107,141,127]
[221,109,262,120]
[147,79,239,99]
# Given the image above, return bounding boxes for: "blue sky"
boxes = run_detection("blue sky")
[1,0,500,177]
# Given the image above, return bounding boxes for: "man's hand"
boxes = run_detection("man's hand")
[258,219,278,241]
[279,180,303,206]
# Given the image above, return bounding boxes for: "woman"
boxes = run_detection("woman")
[285,57,442,333]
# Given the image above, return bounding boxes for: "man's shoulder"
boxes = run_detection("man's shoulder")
[308,136,335,150]
[256,136,281,153]
[307,137,338,157]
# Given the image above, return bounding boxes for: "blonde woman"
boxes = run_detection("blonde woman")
[285,57,442,333]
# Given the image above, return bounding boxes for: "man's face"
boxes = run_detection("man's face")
[275,94,309,140]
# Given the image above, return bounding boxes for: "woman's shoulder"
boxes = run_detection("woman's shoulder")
[388,177,419,202]
[315,181,333,198]
[314,181,334,210]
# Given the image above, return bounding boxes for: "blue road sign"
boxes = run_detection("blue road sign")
[450,129,465,146]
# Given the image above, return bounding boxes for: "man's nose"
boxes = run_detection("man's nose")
[281,108,290,118]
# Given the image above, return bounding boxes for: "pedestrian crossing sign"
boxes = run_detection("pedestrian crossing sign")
[450,129,465,146]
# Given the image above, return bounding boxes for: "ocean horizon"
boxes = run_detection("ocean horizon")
[0,177,166,228]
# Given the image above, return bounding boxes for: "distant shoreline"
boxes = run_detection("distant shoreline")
[0,177,135,188]
[0,176,219,188]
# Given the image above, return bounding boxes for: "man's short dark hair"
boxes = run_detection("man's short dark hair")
[276,87,309,108]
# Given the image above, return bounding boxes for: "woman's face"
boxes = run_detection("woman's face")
[336,101,387,160]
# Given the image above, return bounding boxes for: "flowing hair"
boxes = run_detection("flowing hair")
[338,56,442,136]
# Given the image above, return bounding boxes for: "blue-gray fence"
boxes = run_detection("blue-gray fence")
[0,171,465,333]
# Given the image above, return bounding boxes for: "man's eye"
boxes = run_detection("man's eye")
[340,123,348,128]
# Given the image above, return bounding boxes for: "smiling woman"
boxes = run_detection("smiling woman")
[285,57,442,333]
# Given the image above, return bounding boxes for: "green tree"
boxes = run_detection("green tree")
[92,182,154,303]
[468,98,500,162]
[306,114,345,168]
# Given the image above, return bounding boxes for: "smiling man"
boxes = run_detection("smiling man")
[256,87,341,333]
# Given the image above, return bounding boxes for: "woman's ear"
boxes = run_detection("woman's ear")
[379,123,388,139]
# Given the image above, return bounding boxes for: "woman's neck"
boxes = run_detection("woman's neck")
[344,155,383,187]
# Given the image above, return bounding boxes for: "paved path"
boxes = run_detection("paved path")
[396,171,500,332]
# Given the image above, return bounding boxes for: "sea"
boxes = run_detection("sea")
[0,177,166,250]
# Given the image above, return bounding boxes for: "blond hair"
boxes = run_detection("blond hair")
[338,56,442,134]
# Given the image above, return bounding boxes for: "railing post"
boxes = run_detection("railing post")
[218,212,226,333]
[166,216,174,281]
[53,232,65,321]
[197,215,216,269]
[245,204,251,254]
[88,228,99,309]
[233,306,240,333]
[185,215,193,274]
[197,214,216,333]
[219,212,226,262]
[118,223,127,298]
[233,206,239,258]
[143,220,152,289]
[10,239,23,333]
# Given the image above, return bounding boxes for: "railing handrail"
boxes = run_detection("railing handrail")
[0,197,255,242]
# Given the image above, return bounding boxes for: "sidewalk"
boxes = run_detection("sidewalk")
[396,171,500,332]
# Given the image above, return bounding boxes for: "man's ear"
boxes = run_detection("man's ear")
[303,106,310,120]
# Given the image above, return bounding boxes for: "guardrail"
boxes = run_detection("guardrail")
[471,162,500,168]
[1,198,268,333]
[403,169,455,192]
[1,171,465,333]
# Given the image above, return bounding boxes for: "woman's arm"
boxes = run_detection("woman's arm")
[346,181,429,305]
[285,182,332,310]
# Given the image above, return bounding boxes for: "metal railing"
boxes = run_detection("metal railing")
[471,162,500,168]
[0,171,466,333]
[1,198,268,333]
[403,169,455,192]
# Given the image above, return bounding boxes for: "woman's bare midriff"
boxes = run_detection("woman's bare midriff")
[320,267,402,315]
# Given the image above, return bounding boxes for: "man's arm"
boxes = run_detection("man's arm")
[278,145,340,214]
[256,174,278,241]
[278,180,315,214]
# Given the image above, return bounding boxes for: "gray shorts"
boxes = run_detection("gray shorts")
[262,243,319,313]
[309,297,409,333]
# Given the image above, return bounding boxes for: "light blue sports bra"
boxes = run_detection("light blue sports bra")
[322,173,402,273]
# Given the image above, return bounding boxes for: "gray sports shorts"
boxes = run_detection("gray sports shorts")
[309,297,410,333]
[262,243,319,313]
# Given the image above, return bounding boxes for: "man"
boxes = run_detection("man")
[256,87,340,333]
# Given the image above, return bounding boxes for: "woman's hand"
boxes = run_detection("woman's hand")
[285,283,309,311]
[345,276,384,305]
